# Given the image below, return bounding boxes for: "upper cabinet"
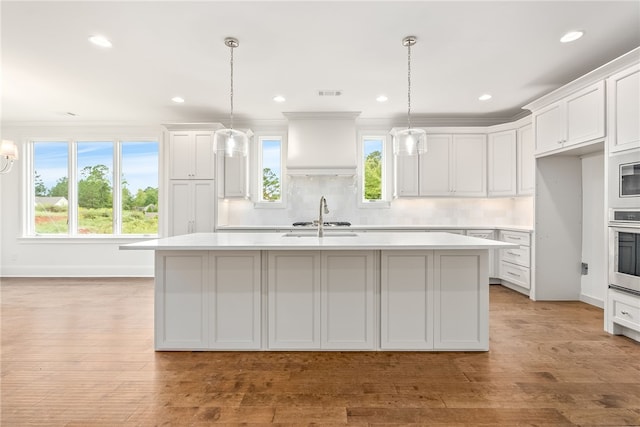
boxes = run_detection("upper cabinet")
[608,64,640,153]
[218,154,249,199]
[396,134,486,197]
[169,131,215,179]
[488,130,517,197]
[517,124,535,195]
[533,81,605,156]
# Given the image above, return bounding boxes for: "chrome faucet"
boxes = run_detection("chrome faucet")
[317,196,329,237]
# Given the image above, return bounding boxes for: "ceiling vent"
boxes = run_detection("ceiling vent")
[318,90,342,97]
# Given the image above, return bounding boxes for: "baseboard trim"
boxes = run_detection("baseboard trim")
[580,293,604,309]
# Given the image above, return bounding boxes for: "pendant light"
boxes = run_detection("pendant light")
[214,37,250,157]
[392,36,427,156]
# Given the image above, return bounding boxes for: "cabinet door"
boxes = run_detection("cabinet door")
[466,230,496,277]
[433,250,488,350]
[565,81,605,147]
[452,134,487,196]
[168,181,192,236]
[418,134,452,196]
[268,251,321,349]
[192,181,215,233]
[609,64,640,153]
[321,251,375,350]
[209,252,261,349]
[488,130,517,196]
[395,154,419,197]
[517,124,535,195]
[534,102,564,154]
[222,155,248,198]
[155,252,209,350]
[169,132,195,179]
[193,132,215,179]
[381,251,433,350]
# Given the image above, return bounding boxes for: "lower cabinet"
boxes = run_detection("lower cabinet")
[168,180,215,236]
[381,250,489,351]
[498,230,532,292]
[466,230,496,277]
[267,251,375,350]
[155,251,261,350]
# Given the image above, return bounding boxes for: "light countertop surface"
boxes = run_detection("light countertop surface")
[216,225,533,232]
[121,231,519,251]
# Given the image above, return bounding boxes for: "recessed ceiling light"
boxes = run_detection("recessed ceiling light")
[171,97,185,103]
[273,95,286,103]
[478,94,492,101]
[560,31,584,43]
[376,95,388,103]
[88,35,112,48]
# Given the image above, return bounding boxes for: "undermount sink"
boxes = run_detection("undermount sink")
[282,232,359,238]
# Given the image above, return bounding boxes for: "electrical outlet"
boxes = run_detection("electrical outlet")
[581,262,588,275]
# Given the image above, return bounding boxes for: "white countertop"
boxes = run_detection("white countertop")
[121,231,519,251]
[217,224,534,232]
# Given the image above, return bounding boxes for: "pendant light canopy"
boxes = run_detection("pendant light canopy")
[392,36,427,156]
[214,37,250,157]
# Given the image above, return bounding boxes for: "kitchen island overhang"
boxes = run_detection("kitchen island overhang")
[122,232,517,352]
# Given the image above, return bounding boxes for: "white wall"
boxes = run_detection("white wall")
[0,124,160,277]
[219,175,534,227]
[580,152,606,307]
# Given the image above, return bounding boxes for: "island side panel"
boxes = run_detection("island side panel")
[208,251,262,349]
[155,251,209,350]
[434,250,489,351]
[381,251,434,350]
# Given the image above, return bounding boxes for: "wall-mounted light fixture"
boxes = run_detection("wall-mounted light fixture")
[0,140,18,174]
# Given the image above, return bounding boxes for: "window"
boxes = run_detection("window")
[359,133,390,207]
[255,135,285,207]
[30,139,159,237]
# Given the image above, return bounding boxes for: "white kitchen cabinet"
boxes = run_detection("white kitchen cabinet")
[533,81,605,156]
[169,131,215,179]
[498,230,531,291]
[396,134,486,197]
[488,130,517,196]
[608,64,640,153]
[466,230,496,277]
[155,252,209,350]
[218,153,249,198]
[208,252,261,349]
[268,251,321,349]
[517,124,535,195]
[320,251,375,350]
[394,154,419,197]
[381,251,434,349]
[267,250,375,350]
[607,288,640,337]
[433,251,488,350]
[168,180,215,236]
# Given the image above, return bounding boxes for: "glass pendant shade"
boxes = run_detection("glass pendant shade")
[392,128,427,156]
[0,140,18,159]
[214,128,249,157]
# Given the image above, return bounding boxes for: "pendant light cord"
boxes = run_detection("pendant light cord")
[407,40,412,130]
[229,44,235,131]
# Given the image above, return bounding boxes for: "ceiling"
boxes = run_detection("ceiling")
[2,1,639,125]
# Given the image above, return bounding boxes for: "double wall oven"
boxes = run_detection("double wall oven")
[609,149,640,296]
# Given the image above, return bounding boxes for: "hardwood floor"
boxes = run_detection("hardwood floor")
[1,277,639,426]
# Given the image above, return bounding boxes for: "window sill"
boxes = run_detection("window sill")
[18,235,159,244]
[358,200,391,209]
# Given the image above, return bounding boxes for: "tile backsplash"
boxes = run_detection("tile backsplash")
[218,176,533,227]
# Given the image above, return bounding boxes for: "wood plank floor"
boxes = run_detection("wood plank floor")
[1,278,639,426]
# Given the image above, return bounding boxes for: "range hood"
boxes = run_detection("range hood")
[284,112,360,176]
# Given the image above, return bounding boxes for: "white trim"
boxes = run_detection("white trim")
[580,293,604,309]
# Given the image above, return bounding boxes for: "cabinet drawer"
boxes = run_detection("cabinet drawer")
[499,261,530,289]
[500,246,530,268]
[612,295,640,332]
[499,230,531,246]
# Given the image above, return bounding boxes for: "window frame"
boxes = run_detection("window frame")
[253,132,287,209]
[357,131,392,208]
[26,137,159,238]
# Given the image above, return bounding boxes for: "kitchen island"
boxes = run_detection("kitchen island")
[122,232,516,352]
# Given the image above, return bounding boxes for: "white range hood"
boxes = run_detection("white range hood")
[284,112,360,176]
